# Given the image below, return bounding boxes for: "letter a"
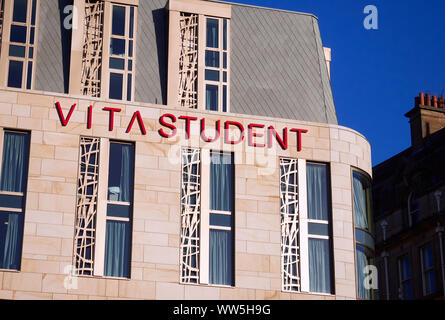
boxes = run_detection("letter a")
[363,5,378,30]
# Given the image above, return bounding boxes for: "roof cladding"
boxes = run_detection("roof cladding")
[228,3,338,124]
[34,0,337,124]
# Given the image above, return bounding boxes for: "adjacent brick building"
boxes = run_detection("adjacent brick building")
[373,93,445,300]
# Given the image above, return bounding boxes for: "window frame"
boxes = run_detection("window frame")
[202,16,230,113]
[279,158,335,295]
[200,149,235,287]
[305,162,334,295]
[0,128,31,272]
[101,1,137,102]
[420,243,436,296]
[351,168,376,300]
[74,136,135,279]
[397,255,413,300]
[0,0,40,90]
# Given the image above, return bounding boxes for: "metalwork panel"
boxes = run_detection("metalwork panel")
[180,148,201,283]
[74,137,100,275]
[280,158,301,292]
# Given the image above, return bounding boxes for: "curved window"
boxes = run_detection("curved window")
[408,192,419,227]
[352,171,376,300]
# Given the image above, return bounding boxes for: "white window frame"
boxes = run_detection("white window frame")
[200,16,230,113]
[101,1,137,102]
[200,149,234,287]
[73,137,134,279]
[0,0,40,89]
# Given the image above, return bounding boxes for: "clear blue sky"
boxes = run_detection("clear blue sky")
[222,0,445,166]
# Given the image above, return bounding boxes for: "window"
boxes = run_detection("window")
[420,244,436,296]
[208,151,234,286]
[74,137,134,279]
[104,141,134,278]
[306,163,333,294]
[352,171,376,300]
[398,256,413,300]
[408,192,419,227]
[170,5,231,111]
[180,148,235,286]
[204,17,229,112]
[0,130,30,271]
[76,1,136,100]
[2,0,39,89]
[106,4,136,101]
[280,159,334,294]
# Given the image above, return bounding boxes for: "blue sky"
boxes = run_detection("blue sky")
[221,0,445,165]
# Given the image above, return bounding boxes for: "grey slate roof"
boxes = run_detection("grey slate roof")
[33,0,338,125]
[229,3,337,124]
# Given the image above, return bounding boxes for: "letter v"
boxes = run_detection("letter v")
[56,102,76,127]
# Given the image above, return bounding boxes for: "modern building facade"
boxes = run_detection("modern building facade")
[373,93,445,300]
[0,0,374,300]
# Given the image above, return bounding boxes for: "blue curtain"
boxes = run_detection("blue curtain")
[309,238,331,293]
[210,153,233,212]
[104,221,129,278]
[356,245,371,300]
[1,212,22,270]
[119,145,132,202]
[1,132,29,193]
[209,229,232,286]
[353,174,369,230]
[307,164,328,220]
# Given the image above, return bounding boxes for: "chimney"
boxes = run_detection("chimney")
[406,92,445,147]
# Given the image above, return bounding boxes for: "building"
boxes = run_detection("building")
[373,93,445,300]
[0,0,374,300]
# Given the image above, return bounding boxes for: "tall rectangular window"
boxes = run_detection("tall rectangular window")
[208,151,234,286]
[104,141,134,278]
[5,0,38,89]
[107,4,136,101]
[280,159,334,294]
[180,149,235,287]
[420,244,436,296]
[204,17,229,112]
[0,130,30,271]
[352,170,376,300]
[398,256,413,300]
[306,163,333,294]
[73,138,134,279]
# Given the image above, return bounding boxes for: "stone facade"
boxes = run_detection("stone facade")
[0,87,372,300]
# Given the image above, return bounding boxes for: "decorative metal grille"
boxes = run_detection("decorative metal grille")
[280,158,301,292]
[178,13,198,109]
[74,137,100,275]
[81,0,104,97]
[180,148,201,283]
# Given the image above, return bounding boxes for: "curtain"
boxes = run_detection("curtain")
[119,145,132,202]
[356,245,370,300]
[1,132,29,193]
[353,174,369,230]
[1,212,21,270]
[210,153,233,212]
[307,164,328,220]
[104,221,129,278]
[309,238,331,293]
[209,229,232,286]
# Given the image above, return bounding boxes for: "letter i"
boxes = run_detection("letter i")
[87,105,93,129]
